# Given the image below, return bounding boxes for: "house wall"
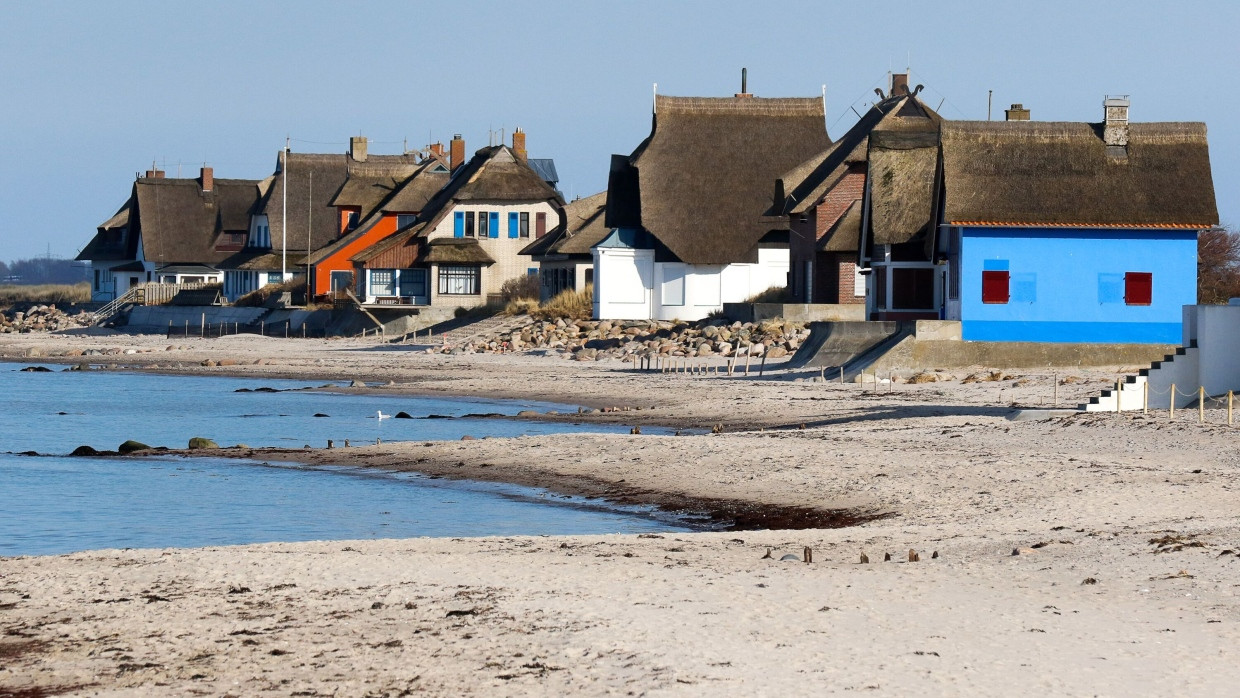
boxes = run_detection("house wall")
[424,201,555,307]
[592,245,790,321]
[960,227,1197,343]
[788,165,865,304]
[310,215,401,297]
[1187,303,1240,395]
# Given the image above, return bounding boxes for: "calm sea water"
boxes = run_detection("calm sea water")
[0,364,692,556]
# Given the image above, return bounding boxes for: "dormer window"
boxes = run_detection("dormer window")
[396,214,416,229]
[345,210,359,231]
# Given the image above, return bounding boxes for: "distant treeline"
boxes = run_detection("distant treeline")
[0,257,88,285]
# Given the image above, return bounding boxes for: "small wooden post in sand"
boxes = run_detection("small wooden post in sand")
[840,366,845,384]
[758,354,767,377]
[1228,390,1234,426]
[744,350,751,376]
[1143,381,1149,414]
[1116,379,1122,415]
[1199,386,1206,423]
[1053,373,1058,407]
[1170,384,1176,419]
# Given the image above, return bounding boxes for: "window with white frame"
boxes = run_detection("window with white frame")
[370,269,395,297]
[438,265,480,295]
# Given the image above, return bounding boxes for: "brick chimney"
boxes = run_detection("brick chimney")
[350,136,368,162]
[1103,96,1130,147]
[199,166,213,192]
[429,142,444,158]
[1005,103,1030,121]
[512,128,527,162]
[890,73,910,96]
[450,134,465,173]
[144,169,165,179]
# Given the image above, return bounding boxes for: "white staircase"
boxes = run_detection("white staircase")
[1082,342,1200,411]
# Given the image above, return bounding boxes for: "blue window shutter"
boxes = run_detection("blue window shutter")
[489,212,500,238]
[508,212,519,238]
[454,211,464,238]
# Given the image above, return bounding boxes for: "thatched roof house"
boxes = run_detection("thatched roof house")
[606,94,832,265]
[78,169,264,269]
[520,191,608,259]
[939,121,1217,228]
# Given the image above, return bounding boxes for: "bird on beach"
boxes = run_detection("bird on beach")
[376,410,390,420]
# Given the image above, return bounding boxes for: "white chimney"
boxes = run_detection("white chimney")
[1103,96,1130,147]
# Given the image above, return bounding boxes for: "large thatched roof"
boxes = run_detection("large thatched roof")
[607,94,831,265]
[128,177,263,266]
[77,200,135,261]
[521,191,608,258]
[940,121,1217,228]
[260,150,420,255]
[413,145,564,235]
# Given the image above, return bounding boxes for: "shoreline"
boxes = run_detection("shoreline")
[4,333,1240,695]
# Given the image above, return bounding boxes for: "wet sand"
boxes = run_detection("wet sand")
[2,331,1238,696]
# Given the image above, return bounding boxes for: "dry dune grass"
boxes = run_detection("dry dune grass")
[0,282,90,305]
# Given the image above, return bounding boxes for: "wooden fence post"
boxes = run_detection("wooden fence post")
[840,366,844,384]
[1116,379,1122,414]
[1199,386,1205,424]
[1229,391,1234,427]
[759,354,767,377]
[1170,383,1176,419]
[745,350,751,376]
[1143,380,1148,415]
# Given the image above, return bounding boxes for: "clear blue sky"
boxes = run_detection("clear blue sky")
[1,0,1235,262]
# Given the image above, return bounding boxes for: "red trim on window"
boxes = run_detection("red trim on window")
[981,270,1009,304]
[1125,272,1152,305]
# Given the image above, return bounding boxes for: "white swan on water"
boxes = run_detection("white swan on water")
[376,410,390,420]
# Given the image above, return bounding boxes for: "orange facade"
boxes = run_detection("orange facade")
[311,213,400,297]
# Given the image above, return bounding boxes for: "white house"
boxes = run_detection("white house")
[591,90,831,321]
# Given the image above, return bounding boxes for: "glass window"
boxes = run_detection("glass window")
[396,214,416,229]
[519,212,529,238]
[370,270,394,296]
[465,212,476,237]
[536,212,547,237]
[438,265,480,295]
[478,211,489,238]
[399,269,426,297]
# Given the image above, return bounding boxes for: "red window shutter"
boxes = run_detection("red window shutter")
[1125,272,1152,305]
[981,270,1009,304]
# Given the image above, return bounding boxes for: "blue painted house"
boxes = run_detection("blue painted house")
[862,97,1218,343]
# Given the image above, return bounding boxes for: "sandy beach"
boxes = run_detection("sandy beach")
[2,331,1238,696]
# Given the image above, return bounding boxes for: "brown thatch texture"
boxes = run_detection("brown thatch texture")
[132,178,263,266]
[424,238,495,265]
[612,95,831,265]
[522,191,608,258]
[868,130,939,246]
[819,199,862,252]
[262,151,420,255]
[778,95,941,216]
[382,166,449,213]
[940,121,1217,227]
[77,199,135,262]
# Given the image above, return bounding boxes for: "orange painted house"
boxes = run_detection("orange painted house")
[307,156,449,298]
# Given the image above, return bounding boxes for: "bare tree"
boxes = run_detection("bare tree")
[1198,227,1240,304]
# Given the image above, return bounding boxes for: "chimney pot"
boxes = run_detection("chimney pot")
[512,127,527,162]
[200,166,213,192]
[735,66,753,98]
[1004,103,1031,121]
[450,134,466,173]
[350,136,368,162]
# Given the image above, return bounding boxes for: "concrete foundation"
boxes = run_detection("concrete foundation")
[723,303,865,324]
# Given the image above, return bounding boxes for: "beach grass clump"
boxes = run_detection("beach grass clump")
[0,282,90,305]
[744,285,790,304]
[534,284,593,320]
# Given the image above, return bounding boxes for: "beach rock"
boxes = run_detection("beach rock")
[20,366,51,372]
[350,379,366,388]
[313,413,330,418]
[908,372,939,384]
[779,553,800,562]
[117,440,150,454]
[394,411,414,419]
[70,445,100,456]
[188,437,219,450]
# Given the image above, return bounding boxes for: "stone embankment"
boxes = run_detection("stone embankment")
[1,304,93,333]
[436,317,810,362]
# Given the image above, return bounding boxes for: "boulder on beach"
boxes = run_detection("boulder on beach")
[188,437,220,450]
[117,440,151,454]
[70,445,100,456]
[350,379,366,388]
[20,366,51,372]
[394,411,414,419]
